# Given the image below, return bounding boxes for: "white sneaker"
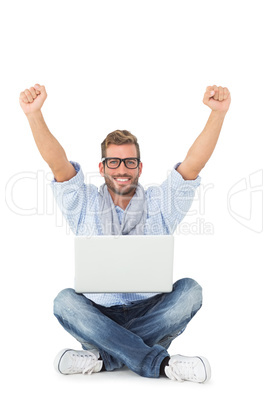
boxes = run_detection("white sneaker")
[54,348,103,375]
[165,354,211,383]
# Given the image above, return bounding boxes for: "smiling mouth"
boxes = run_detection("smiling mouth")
[113,177,131,183]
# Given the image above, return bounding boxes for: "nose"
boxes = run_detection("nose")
[115,161,130,175]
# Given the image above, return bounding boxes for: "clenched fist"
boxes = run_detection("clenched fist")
[19,84,47,115]
[203,85,231,113]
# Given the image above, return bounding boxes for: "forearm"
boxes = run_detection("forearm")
[185,110,226,171]
[177,85,231,180]
[27,110,68,170]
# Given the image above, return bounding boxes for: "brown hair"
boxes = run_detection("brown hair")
[101,130,140,159]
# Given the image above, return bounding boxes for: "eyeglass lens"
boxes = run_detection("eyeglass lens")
[106,158,139,169]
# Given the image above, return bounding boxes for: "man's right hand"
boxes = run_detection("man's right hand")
[19,83,77,182]
[19,84,47,115]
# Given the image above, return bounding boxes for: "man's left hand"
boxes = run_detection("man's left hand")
[203,85,231,113]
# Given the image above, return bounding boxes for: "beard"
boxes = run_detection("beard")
[103,169,140,197]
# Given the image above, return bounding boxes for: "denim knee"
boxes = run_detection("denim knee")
[173,277,202,294]
[173,278,203,311]
[53,288,76,317]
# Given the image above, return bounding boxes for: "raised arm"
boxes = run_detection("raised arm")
[19,84,76,182]
[177,85,231,180]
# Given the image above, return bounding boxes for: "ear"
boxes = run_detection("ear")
[99,161,105,177]
[138,161,143,177]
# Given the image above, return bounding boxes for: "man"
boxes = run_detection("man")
[19,83,231,382]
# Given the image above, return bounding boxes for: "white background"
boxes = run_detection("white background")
[1,0,267,400]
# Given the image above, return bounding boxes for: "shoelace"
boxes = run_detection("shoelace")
[69,352,98,375]
[168,359,198,382]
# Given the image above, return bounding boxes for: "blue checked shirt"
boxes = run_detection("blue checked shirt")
[51,161,201,307]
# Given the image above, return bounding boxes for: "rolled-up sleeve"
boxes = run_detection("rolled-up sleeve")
[50,161,99,234]
[146,163,201,234]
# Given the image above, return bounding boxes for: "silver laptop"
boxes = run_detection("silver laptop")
[74,235,174,293]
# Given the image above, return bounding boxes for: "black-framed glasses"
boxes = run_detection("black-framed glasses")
[101,157,140,169]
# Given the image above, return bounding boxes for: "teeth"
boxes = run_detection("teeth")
[115,178,129,182]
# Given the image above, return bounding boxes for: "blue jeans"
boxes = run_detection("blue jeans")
[53,278,202,378]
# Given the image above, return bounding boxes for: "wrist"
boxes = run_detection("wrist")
[26,109,43,121]
[210,109,228,119]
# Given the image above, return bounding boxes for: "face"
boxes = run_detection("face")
[99,144,143,197]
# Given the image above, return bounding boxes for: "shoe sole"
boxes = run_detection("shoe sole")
[54,348,73,374]
[196,356,211,383]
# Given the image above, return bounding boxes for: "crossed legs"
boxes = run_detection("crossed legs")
[53,278,202,378]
